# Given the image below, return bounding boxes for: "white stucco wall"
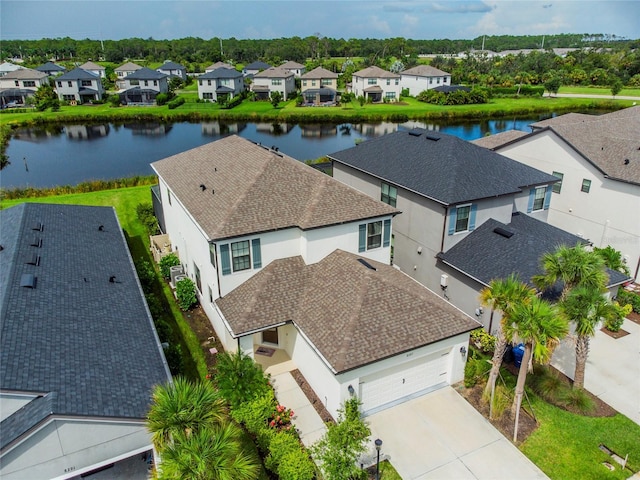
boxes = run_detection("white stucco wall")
[497,131,640,280]
[400,74,451,96]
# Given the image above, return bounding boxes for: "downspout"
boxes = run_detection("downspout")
[213,242,222,299]
[440,205,448,252]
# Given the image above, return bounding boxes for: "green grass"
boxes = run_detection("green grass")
[379,460,403,480]
[521,397,640,479]
[558,85,640,96]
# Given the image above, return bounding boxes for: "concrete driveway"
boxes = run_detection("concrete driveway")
[365,387,547,480]
[552,317,640,425]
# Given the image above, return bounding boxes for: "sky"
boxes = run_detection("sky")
[2,0,639,42]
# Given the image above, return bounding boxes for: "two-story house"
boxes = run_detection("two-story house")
[205,61,234,73]
[242,60,271,77]
[150,135,479,418]
[351,66,401,102]
[329,129,630,331]
[251,67,296,101]
[34,61,65,76]
[119,67,169,104]
[0,203,171,480]
[54,67,104,104]
[156,61,186,81]
[280,60,306,78]
[300,66,339,105]
[400,65,452,96]
[78,61,106,78]
[0,68,49,107]
[474,106,640,281]
[114,61,143,88]
[197,67,244,102]
[0,62,22,77]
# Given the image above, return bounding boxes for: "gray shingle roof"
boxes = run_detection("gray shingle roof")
[472,130,529,149]
[437,212,628,288]
[280,60,305,69]
[0,204,171,449]
[401,65,450,77]
[329,129,559,205]
[115,62,143,72]
[79,61,104,71]
[2,68,48,80]
[198,67,243,79]
[56,67,99,80]
[217,250,480,373]
[151,135,398,241]
[158,61,185,70]
[244,61,271,71]
[126,67,168,80]
[35,62,65,72]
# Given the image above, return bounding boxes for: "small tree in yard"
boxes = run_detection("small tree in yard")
[159,253,180,280]
[543,76,562,97]
[311,397,371,480]
[611,79,623,97]
[270,90,282,108]
[175,277,197,311]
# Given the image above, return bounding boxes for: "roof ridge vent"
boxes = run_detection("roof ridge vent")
[357,258,377,271]
[425,134,440,141]
[408,130,422,137]
[30,236,42,248]
[26,253,41,266]
[32,222,43,231]
[493,227,514,238]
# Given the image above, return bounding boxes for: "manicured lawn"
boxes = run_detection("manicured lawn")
[521,397,640,479]
[559,85,640,97]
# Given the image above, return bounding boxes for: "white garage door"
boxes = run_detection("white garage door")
[360,350,450,415]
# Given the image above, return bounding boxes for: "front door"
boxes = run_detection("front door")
[262,328,278,345]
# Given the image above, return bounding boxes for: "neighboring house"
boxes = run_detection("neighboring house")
[54,68,104,103]
[400,65,452,96]
[156,61,187,81]
[474,106,640,281]
[79,61,106,78]
[280,60,306,78]
[197,67,244,102]
[0,203,171,480]
[300,67,339,105]
[119,67,169,104]
[251,67,296,101]
[150,135,478,418]
[329,129,594,325]
[0,62,23,77]
[242,60,271,77]
[205,61,234,73]
[34,61,65,76]
[351,66,401,102]
[114,61,143,88]
[0,68,49,107]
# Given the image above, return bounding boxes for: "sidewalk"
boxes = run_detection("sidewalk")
[270,371,327,447]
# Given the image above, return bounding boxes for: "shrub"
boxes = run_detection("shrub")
[163,343,183,375]
[159,253,180,279]
[464,355,489,388]
[491,384,511,419]
[216,350,271,409]
[277,447,316,480]
[529,366,567,403]
[155,93,169,106]
[559,387,596,413]
[167,97,185,109]
[136,258,157,293]
[221,95,243,109]
[604,315,624,332]
[175,277,197,311]
[617,289,640,314]
[108,94,121,107]
[264,432,301,472]
[470,328,496,354]
[136,202,158,235]
[154,319,172,343]
[145,293,164,319]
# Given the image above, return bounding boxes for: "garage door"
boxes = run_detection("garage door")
[360,350,450,415]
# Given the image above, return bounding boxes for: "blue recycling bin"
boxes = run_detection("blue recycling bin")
[513,343,525,368]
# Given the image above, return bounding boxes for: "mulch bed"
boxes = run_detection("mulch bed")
[626,311,640,326]
[600,327,630,339]
[183,304,222,372]
[291,369,335,424]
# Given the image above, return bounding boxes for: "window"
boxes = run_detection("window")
[143,80,148,86]
[448,204,477,235]
[220,79,230,86]
[581,179,591,193]
[130,79,139,86]
[429,78,433,84]
[14,80,19,87]
[203,92,213,99]
[199,80,202,86]
[322,79,332,86]
[437,77,441,84]
[395,79,399,85]
[532,186,546,211]
[57,81,62,87]
[207,80,211,86]
[153,80,157,86]
[271,79,282,85]
[67,81,72,87]
[368,78,377,85]
[311,80,316,86]
[552,171,564,193]
[302,80,307,87]
[231,240,251,272]
[381,182,397,207]
[81,80,92,87]
[386,79,391,85]
[194,263,202,293]
[385,92,396,100]
[358,220,391,252]
[63,94,75,101]
[24,81,36,87]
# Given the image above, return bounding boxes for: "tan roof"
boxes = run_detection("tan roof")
[301,66,338,80]
[254,67,294,79]
[79,61,104,71]
[472,130,529,149]
[217,250,479,373]
[2,68,47,80]
[531,106,640,185]
[401,65,450,77]
[353,66,400,79]
[151,135,398,241]
[280,60,305,69]
[205,61,233,71]
[115,62,143,72]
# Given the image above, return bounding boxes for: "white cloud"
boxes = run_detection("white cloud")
[369,15,393,35]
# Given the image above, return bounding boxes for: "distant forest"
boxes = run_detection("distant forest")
[4,34,640,87]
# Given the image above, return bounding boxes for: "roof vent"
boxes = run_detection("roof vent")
[357,258,377,271]
[98,225,105,231]
[624,158,630,165]
[30,236,42,248]
[32,222,43,231]
[200,184,206,191]
[425,134,440,141]
[26,253,41,266]
[408,130,422,137]
[493,227,514,238]
[109,275,117,283]
[20,273,37,288]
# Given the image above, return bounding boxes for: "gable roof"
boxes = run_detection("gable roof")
[244,61,271,71]
[280,60,305,69]
[401,65,450,77]
[437,212,629,288]
[56,67,99,81]
[2,68,48,80]
[151,135,398,241]
[353,66,399,79]
[0,203,171,450]
[206,61,234,71]
[328,129,559,206]
[126,67,168,80]
[35,61,65,73]
[254,67,294,79]
[217,250,479,373]
[472,130,529,149]
[79,61,104,71]
[301,66,338,79]
[115,61,143,72]
[199,67,243,80]
[158,61,185,70]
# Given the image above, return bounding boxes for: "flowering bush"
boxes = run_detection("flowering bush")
[268,404,294,431]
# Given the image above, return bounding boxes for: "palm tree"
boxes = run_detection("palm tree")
[504,297,568,442]
[479,274,536,418]
[157,423,259,480]
[532,243,608,300]
[147,377,228,451]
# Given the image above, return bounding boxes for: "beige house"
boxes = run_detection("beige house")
[251,67,296,101]
[351,66,400,102]
[300,67,339,105]
[79,61,106,78]
[114,61,143,88]
[280,60,306,78]
[0,68,49,107]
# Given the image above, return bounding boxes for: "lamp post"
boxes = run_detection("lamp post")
[375,438,383,480]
